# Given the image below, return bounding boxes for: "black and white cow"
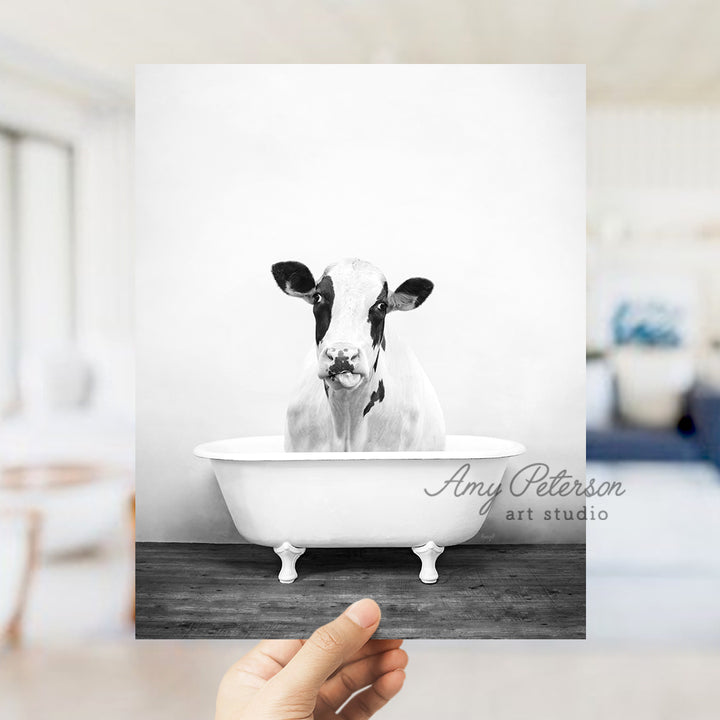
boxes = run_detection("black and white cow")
[271,258,445,451]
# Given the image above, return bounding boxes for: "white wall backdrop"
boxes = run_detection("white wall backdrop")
[136,65,586,543]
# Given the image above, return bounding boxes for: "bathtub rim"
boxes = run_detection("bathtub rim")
[194,434,526,462]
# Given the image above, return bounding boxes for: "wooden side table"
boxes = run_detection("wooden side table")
[0,509,41,648]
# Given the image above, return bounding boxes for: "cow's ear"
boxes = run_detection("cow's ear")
[388,277,434,312]
[271,261,316,303]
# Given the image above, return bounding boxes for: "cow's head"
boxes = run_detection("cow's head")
[272,258,433,391]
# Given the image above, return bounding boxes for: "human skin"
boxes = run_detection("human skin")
[215,598,407,720]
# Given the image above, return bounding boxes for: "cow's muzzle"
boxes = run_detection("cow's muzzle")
[320,345,364,390]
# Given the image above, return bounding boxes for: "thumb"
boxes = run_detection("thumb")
[269,598,381,699]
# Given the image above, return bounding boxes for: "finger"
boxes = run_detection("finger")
[329,638,404,676]
[298,637,402,652]
[216,640,304,720]
[268,598,381,698]
[225,640,303,687]
[339,669,406,720]
[253,639,305,670]
[318,648,408,712]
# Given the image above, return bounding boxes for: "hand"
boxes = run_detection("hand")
[215,598,407,719]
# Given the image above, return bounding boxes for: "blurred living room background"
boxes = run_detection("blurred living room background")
[1,1,719,719]
[586,104,720,642]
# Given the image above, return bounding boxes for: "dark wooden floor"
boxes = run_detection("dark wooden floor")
[136,543,585,640]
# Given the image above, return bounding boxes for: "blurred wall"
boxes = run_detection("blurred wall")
[136,64,586,544]
[74,111,135,417]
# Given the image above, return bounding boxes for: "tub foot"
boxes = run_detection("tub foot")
[274,542,305,584]
[412,541,444,584]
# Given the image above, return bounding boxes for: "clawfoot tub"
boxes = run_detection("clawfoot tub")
[194,435,525,584]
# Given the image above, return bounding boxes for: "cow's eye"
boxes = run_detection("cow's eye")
[376,302,387,312]
[313,293,322,304]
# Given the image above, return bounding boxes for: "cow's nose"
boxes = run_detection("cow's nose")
[324,345,360,363]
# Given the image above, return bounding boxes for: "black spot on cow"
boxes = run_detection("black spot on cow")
[363,379,385,417]
[328,349,354,376]
[313,275,335,345]
[367,281,388,349]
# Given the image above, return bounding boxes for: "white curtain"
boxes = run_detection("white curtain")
[0,133,15,414]
[0,132,74,416]
[16,138,74,356]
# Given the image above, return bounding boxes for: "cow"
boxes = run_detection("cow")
[271,258,446,452]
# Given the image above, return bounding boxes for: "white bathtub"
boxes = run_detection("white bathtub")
[194,435,525,583]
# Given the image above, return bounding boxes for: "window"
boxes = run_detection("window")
[0,127,75,415]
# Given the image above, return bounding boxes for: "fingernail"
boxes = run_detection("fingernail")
[345,598,380,628]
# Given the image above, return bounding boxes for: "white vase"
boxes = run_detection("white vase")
[613,346,695,428]
[586,358,614,429]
